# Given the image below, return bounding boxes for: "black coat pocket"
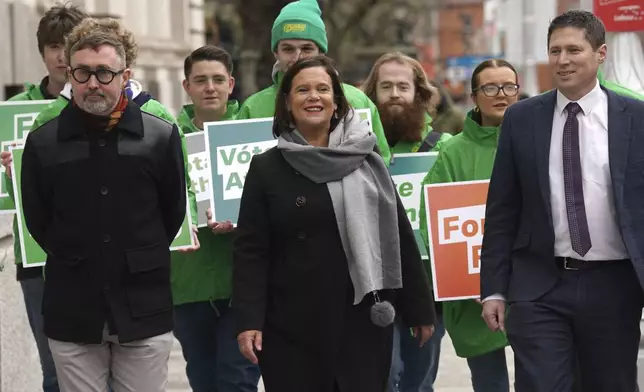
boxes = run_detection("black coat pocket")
[125,243,173,318]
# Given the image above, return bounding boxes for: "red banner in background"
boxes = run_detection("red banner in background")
[594,0,644,32]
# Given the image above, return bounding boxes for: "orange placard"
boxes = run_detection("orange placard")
[424,180,489,301]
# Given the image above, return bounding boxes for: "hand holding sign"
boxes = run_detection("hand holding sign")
[206,208,234,235]
[1,149,14,179]
[177,225,201,253]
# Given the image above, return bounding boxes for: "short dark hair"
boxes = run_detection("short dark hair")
[547,10,606,51]
[273,56,351,138]
[184,45,233,79]
[37,3,88,55]
[470,59,518,93]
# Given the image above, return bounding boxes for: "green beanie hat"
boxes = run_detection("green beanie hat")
[271,0,328,53]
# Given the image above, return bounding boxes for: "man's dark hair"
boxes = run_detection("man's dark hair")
[273,56,351,138]
[37,3,88,55]
[184,45,234,79]
[547,10,606,50]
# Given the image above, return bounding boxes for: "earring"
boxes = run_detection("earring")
[474,106,480,112]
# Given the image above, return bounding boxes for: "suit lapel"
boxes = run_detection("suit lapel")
[605,87,631,210]
[533,90,557,223]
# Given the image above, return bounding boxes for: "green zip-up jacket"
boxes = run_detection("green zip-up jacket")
[9,82,47,101]
[236,73,392,165]
[6,81,198,266]
[419,111,509,358]
[171,101,239,305]
[390,113,452,154]
[598,68,644,100]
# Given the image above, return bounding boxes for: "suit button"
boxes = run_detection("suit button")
[98,139,106,147]
[103,234,111,243]
[297,231,307,240]
[295,196,306,207]
[100,186,108,195]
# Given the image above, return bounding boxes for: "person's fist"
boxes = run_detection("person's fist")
[237,330,262,364]
[1,151,13,179]
[481,300,506,332]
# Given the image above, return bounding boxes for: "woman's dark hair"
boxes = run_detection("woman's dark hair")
[273,55,351,138]
[470,59,518,124]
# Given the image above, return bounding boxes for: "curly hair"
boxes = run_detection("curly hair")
[361,52,437,113]
[65,18,139,68]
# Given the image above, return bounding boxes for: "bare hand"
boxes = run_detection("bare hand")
[238,330,262,364]
[411,325,435,347]
[206,208,234,235]
[481,300,506,332]
[177,225,201,253]
[1,151,13,179]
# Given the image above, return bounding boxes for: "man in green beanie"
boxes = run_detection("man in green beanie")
[236,0,392,165]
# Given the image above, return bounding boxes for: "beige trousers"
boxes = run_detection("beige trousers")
[48,326,173,392]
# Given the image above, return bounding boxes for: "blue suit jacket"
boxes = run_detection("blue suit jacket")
[480,86,644,301]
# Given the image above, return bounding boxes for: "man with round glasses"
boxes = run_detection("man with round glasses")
[19,18,187,392]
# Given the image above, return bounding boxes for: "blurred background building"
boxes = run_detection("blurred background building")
[1,0,643,111]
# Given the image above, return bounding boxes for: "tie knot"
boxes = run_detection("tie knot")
[566,102,582,116]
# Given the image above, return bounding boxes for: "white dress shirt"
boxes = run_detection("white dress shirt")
[483,80,628,302]
[549,80,628,260]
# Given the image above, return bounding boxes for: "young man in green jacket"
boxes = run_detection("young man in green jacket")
[361,51,450,392]
[235,0,392,165]
[2,5,88,392]
[172,45,260,392]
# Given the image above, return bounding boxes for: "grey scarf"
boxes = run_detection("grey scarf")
[277,110,402,305]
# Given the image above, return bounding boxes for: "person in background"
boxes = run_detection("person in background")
[233,56,435,392]
[481,11,644,391]
[361,51,449,392]
[427,82,466,135]
[173,45,261,392]
[235,0,392,165]
[362,52,451,155]
[3,4,88,391]
[420,59,520,392]
[20,18,186,392]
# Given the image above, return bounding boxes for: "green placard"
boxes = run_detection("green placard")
[170,198,196,251]
[11,146,46,267]
[389,152,439,260]
[0,100,53,213]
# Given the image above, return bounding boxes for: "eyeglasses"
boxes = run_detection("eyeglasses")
[70,68,125,85]
[476,83,520,97]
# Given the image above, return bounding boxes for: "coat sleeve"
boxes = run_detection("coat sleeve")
[480,106,522,298]
[159,125,187,244]
[232,156,271,335]
[21,135,51,251]
[396,190,436,328]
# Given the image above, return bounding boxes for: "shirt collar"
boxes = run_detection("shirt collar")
[555,79,601,116]
[58,100,144,141]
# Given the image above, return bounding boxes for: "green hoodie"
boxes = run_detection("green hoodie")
[171,101,239,305]
[6,82,198,266]
[8,82,47,101]
[597,68,644,100]
[390,113,452,154]
[236,73,392,165]
[419,110,508,358]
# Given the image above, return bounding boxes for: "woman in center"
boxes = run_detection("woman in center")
[233,56,436,392]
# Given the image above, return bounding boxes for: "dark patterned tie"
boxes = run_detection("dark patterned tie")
[562,102,592,257]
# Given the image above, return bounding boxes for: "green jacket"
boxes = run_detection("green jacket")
[419,110,508,358]
[7,80,198,265]
[390,113,451,154]
[598,68,644,100]
[236,73,392,165]
[8,82,47,101]
[171,101,239,305]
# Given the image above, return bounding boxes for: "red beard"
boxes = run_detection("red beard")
[377,100,427,147]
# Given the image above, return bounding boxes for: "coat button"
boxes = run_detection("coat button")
[297,231,307,240]
[98,139,106,147]
[295,196,306,207]
[103,234,111,243]
[100,186,108,195]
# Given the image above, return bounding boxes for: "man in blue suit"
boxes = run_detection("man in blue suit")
[480,10,644,392]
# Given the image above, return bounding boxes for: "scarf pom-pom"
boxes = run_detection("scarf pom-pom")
[370,300,395,327]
